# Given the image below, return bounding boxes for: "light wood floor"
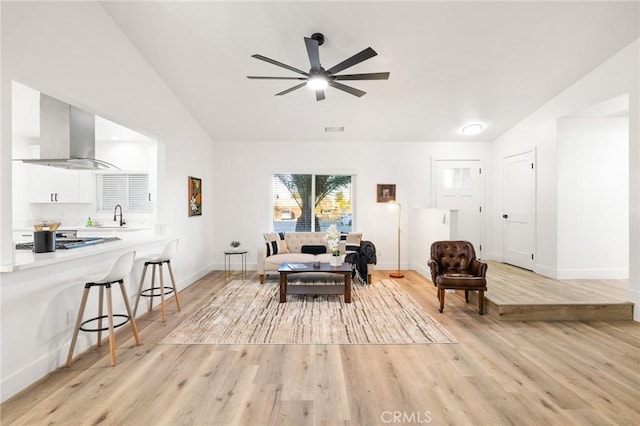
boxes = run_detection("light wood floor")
[481,261,634,320]
[2,265,639,425]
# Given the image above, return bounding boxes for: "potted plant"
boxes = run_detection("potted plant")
[230,240,241,251]
[325,224,342,266]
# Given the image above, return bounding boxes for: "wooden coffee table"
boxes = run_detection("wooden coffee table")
[278,262,352,303]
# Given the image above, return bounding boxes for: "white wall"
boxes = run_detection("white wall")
[557,117,628,278]
[0,1,215,400]
[210,141,489,272]
[630,49,640,323]
[0,1,214,275]
[409,208,457,278]
[489,39,639,319]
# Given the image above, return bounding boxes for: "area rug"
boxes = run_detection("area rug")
[160,278,457,345]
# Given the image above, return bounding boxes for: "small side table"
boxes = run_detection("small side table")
[224,250,248,283]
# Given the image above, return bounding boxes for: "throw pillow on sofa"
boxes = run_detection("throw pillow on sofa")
[264,232,289,256]
[345,232,362,252]
[301,245,327,255]
[339,232,362,253]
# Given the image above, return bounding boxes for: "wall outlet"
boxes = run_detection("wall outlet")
[66,310,76,326]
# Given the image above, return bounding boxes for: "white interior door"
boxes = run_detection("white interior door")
[503,151,536,269]
[434,160,483,256]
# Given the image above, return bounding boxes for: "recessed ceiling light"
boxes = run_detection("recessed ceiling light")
[461,123,483,135]
[325,126,345,132]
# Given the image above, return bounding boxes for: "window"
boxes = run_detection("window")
[443,167,472,189]
[97,173,151,213]
[272,173,353,233]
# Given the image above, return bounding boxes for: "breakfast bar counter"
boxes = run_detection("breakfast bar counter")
[0,235,168,402]
[3,235,165,273]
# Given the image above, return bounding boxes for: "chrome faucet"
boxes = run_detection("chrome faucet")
[113,204,126,227]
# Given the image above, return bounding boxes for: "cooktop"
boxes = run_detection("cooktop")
[16,237,121,251]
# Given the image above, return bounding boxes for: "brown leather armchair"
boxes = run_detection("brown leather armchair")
[427,240,488,314]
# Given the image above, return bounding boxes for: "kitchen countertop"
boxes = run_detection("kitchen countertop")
[13,225,153,233]
[2,235,165,273]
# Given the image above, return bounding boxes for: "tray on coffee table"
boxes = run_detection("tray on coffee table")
[278,262,352,303]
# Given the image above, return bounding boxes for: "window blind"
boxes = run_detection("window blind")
[97,173,151,212]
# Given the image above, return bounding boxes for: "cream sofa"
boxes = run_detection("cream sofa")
[257,232,374,284]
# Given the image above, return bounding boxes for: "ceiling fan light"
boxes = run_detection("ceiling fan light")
[461,123,483,135]
[307,76,328,90]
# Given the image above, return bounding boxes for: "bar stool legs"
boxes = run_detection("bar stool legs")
[66,280,141,367]
[66,251,140,367]
[133,239,181,323]
[133,260,181,322]
[167,261,181,312]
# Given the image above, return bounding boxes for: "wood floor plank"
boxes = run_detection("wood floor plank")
[1,266,639,425]
[313,345,350,423]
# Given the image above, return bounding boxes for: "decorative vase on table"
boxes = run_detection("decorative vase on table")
[325,224,342,267]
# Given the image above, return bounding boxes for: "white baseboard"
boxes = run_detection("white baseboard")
[483,252,503,262]
[534,263,557,279]
[1,326,103,403]
[213,263,257,272]
[555,268,628,280]
[1,344,70,403]
[410,262,430,280]
[178,263,215,289]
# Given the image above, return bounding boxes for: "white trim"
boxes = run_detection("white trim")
[501,149,537,270]
[556,268,628,280]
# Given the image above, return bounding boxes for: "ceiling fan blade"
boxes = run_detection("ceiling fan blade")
[251,54,309,77]
[328,81,366,97]
[304,37,322,72]
[275,82,307,96]
[326,47,377,75]
[333,72,390,81]
[247,76,307,80]
[316,89,326,101]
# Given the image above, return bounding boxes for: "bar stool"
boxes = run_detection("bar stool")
[66,251,140,367]
[133,239,181,322]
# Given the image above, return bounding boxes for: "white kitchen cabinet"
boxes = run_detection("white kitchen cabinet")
[29,166,93,203]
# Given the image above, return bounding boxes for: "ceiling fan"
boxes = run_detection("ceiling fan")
[247,33,390,101]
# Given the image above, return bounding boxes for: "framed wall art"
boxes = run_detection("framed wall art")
[377,184,396,203]
[188,176,202,216]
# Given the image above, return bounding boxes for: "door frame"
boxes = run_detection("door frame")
[430,156,485,256]
[501,149,537,270]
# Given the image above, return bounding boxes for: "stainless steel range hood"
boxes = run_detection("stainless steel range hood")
[19,94,119,170]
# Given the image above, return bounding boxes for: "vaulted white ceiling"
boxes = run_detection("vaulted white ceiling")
[101,1,639,143]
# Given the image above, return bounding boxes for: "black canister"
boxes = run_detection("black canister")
[34,231,56,253]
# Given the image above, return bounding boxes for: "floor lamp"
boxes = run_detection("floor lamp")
[388,200,404,278]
